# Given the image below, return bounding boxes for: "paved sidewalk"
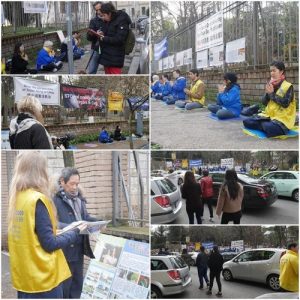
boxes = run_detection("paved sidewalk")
[2,252,16,299]
[151,99,299,150]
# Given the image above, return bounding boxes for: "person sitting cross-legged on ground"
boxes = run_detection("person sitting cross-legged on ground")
[36,40,63,72]
[151,74,162,98]
[154,74,172,100]
[208,72,242,119]
[163,69,186,105]
[175,69,205,110]
[113,125,126,141]
[243,61,296,138]
[60,31,85,62]
[99,126,113,143]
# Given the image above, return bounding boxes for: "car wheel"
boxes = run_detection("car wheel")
[292,189,299,202]
[267,274,280,291]
[222,269,233,281]
[151,285,162,299]
[178,178,183,185]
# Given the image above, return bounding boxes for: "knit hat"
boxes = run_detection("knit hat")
[224,72,238,83]
[43,40,53,48]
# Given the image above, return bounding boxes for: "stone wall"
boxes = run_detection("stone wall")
[45,120,149,137]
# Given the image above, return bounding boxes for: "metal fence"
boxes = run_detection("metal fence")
[152,1,299,71]
[1,1,92,37]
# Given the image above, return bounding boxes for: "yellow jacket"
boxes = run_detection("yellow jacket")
[280,250,299,292]
[188,79,205,105]
[8,189,71,293]
[259,80,296,129]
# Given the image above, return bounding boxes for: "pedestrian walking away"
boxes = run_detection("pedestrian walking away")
[196,246,210,289]
[207,245,224,297]
[216,169,244,224]
[200,169,214,222]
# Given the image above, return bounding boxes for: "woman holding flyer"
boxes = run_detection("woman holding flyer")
[7,152,83,298]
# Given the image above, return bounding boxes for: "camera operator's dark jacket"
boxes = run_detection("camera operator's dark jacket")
[53,190,99,262]
[99,10,132,68]
[87,16,106,52]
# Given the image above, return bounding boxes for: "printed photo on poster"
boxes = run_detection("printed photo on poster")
[209,44,224,67]
[175,51,184,66]
[226,37,246,63]
[196,50,208,69]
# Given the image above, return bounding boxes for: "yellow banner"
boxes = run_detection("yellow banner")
[108,92,124,111]
[182,159,188,169]
[195,242,201,251]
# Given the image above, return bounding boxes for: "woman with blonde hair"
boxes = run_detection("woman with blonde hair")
[9,96,53,149]
[8,152,83,298]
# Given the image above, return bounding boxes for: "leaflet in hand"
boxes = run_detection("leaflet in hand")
[57,220,110,235]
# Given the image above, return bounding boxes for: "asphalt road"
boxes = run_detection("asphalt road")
[164,266,274,299]
[172,197,298,225]
[151,100,299,150]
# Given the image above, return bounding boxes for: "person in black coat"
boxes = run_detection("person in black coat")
[196,246,209,289]
[53,168,101,299]
[207,245,224,296]
[98,3,131,74]
[9,96,53,149]
[87,1,106,74]
[113,125,126,141]
[11,42,37,74]
[181,171,203,224]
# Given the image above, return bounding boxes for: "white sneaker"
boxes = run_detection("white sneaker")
[53,68,58,72]
[209,218,214,223]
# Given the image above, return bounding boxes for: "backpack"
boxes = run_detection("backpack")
[125,29,135,55]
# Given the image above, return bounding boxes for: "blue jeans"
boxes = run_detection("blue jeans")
[197,266,209,288]
[208,104,236,119]
[88,50,100,74]
[176,101,203,110]
[18,284,63,298]
[163,95,176,105]
[243,118,285,137]
[63,259,84,298]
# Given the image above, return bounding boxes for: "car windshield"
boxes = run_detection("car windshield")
[238,173,259,183]
[170,256,187,269]
[155,178,177,194]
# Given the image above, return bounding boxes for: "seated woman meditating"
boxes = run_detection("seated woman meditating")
[243,61,296,137]
[208,73,241,119]
[99,126,113,143]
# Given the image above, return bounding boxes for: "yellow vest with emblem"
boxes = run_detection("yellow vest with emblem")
[189,79,205,105]
[8,189,71,293]
[259,80,296,129]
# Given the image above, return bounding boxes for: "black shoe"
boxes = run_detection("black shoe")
[216,292,222,296]
[206,290,212,295]
[199,286,203,289]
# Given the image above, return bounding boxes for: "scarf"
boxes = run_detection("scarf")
[58,187,82,221]
[269,74,286,88]
[10,113,53,149]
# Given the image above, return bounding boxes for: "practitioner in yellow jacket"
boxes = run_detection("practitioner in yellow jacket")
[280,242,299,292]
[175,69,205,110]
[8,152,86,298]
[243,61,296,137]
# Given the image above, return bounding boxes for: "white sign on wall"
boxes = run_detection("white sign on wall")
[14,77,60,105]
[158,59,163,71]
[168,55,175,69]
[175,51,184,67]
[23,1,48,13]
[231,240,244,252]
[183,48,193,65]
[221,158,234,169]
[226,37,246,63]
[195,11,223,52]
[196,50,208,68]
[209,44,224,67]
[162,57,169,70]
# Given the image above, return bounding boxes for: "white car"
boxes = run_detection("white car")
[174,170,201,185]
[222,248,286,291]
[151,177,182,224]
[260,171,299,201]
[151,255,192,298]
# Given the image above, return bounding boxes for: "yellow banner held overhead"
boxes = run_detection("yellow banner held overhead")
[108,91,124,111]
[182,159,188,169]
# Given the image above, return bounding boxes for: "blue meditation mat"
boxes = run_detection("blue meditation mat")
[209,113,246,121]
[242,127,299,139]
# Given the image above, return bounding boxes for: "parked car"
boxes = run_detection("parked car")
[208,172,278,209]
[221,252,239,262]
[260,171,299,201]
[136,19,149,74]
[151,177,182,224]
[222,248,286,291]
[151,255,192,298]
